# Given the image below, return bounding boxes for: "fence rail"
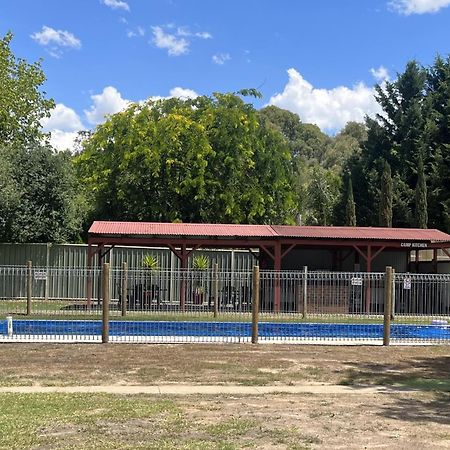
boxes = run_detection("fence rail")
[1,264,450,345]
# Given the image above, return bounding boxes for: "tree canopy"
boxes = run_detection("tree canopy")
[76,93,296,225]
[0,32,54,146]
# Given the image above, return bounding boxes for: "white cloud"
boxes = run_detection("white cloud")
[127,26,145,38]
[389,0,450,14]
[31,26,81,57]
[48,130,81,152]
[370,65,390,82]
[168,87,198,99]
[84,86,130,125]
[152,26,189,56]
[212,53,231,65]
[177,27,212,39]
[41,103,83,132]
[102,0,130,11]
[40,103,84,151]
[268,68,382,132]
[195,31,212,39]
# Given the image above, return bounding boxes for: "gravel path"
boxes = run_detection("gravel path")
[0,384,416,395]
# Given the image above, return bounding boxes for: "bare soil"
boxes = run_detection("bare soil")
[1,344,450,448]
[0,343,448,388]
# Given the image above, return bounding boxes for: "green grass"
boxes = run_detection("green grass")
[0,393,322,449]
[0,393,180,449]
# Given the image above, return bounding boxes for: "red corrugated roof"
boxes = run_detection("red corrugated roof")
[89,221,277,237]
[89,221,450,242]
[271,225,450,242]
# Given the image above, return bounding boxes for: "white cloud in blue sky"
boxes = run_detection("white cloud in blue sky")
[101,0,130,12]
[269,69,382,132]
[370,65,390,82]
[152,26,189,56]
[151,25,212,56]
[84,86,130,125]
[177,27,212,40]
[30,25,81,57]
[212,53,231,65]
[389,0,450,14]
[127,26,145,38]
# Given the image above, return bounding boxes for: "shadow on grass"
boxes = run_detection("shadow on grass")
[378,392,450,425]
[339,355,450,391]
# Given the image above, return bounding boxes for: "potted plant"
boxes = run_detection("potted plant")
[141,254,160,308]
[192,254,209,304]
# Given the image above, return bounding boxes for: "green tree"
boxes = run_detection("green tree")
[307,166,340,226]
[77,93,295,225]
[0,144,86,243]
[415,153,428,228]
[355,61,427,227]
[0,32,54,146]
[379,160,393,227]
[345,178,356,226]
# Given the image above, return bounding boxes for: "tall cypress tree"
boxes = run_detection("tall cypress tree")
[379,159,393,227]
[345,178,356,226]
[415,154,428,228]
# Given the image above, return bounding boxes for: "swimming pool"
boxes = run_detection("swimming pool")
[1,319,450,341]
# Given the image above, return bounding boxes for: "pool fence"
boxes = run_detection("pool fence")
[1,263,450,344]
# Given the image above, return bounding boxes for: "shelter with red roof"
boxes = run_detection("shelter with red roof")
[88,221,450,312]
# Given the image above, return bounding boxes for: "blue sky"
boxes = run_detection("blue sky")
[2,0,450,150]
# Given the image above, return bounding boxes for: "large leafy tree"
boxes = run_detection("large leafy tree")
[0,32,86,243]
[0,144,86,242]
[348,56,450,231]
[76,93,295,224]
[0,32,54,146]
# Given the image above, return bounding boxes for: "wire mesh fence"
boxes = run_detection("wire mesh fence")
[1,264,450,344]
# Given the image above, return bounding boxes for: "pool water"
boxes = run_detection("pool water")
[1,319,450,340]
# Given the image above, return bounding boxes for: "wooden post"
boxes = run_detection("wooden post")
[26,260,32,316]
[252,265,260,344]
[213,263,219,318]
[383,266,393,346]
[302,266,308,319]
[274,243,281,313]
[180,245,187,311]
[121,262,128,317]
[391,268,396,320]
[365,245,372,314]
[102,263,110,344]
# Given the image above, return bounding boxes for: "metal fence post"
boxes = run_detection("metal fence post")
[26,261,32,315]
[252,265,260,344]
[121,262,128,317]
[102,263,110,344]
[383,266,393,346]
[213,262,219,318]
[302,266,308,319]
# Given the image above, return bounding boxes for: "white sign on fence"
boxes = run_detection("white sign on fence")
[403,277,411,290]
[34,270,47,281]
[351,277,363,286]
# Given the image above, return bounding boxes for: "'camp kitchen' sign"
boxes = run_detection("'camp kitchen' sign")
[400,242,428,248]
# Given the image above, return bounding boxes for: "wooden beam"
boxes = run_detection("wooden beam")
[371,246,386,261]
[281,243,296,259]
[353,245,368,261]
[260,244,275,261]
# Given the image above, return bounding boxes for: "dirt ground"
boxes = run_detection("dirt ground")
[0,343,449,388]
[0,344,449,449]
